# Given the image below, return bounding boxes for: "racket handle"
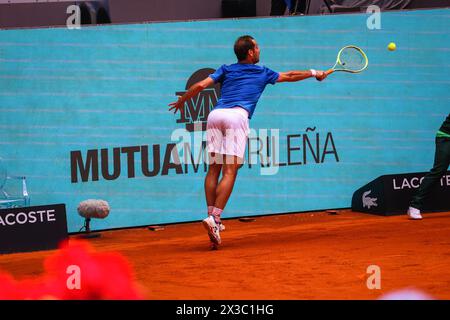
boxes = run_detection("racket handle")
[325,69,335,75]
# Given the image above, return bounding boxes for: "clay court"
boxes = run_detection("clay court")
[1,210,449,300]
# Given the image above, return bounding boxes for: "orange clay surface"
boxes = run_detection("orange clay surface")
[1,209,450,300]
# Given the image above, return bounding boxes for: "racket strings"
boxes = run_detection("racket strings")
[339,48,366,71]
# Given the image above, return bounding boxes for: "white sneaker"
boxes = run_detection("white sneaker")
[407,207,422,220]
[202,216,221,245]
[208,215,225,231]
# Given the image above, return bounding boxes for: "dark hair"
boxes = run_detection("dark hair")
[234,35,255,61]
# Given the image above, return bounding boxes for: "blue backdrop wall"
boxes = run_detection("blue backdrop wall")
[1,9,449,232]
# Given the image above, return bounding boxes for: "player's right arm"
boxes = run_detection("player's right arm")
[277,70,327,82]
[168,77,214,115]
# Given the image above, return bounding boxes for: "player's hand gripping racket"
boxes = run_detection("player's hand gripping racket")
[325,45,368,75]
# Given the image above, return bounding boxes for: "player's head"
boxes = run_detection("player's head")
[234,35,260,64]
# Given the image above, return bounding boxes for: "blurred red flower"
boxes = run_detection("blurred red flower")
[0,240,144,300]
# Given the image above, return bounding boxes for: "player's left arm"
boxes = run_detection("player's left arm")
[168,77,215,114]
[277,70,327,82]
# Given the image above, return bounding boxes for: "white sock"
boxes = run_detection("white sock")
[211,207,223,224]
[207,206,214,216]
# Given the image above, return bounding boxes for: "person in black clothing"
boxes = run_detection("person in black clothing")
[407,114,450,219]
[270,0,307,15]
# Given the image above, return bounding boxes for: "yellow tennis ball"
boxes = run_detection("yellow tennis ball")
[388,42,396,51]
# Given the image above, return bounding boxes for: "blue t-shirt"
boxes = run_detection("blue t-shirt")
[209,63,279,119]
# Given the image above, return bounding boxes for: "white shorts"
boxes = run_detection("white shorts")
[206,107,250,159]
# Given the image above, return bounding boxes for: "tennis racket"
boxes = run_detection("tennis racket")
[325,45,368,75]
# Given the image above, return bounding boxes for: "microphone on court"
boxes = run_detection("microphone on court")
[77,199,110,238]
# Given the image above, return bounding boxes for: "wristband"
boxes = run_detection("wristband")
[310,69,317,77]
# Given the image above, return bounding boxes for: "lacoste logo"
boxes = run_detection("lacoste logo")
[362,190,378,209]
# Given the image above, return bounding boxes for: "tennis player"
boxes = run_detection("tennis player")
[407,114,450,220]
[169,35,328,248]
